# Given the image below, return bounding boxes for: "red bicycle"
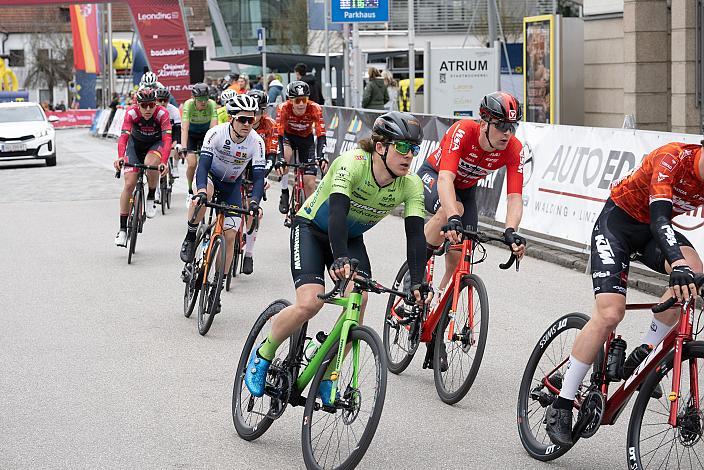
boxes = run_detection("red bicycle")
[280,160,317,228]
[384,227,518,404]
[517,277,704,468]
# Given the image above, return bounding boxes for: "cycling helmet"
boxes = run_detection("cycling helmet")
[287,80,310,98]
[136,86,156,103]
[208,85,219,101]
[247,89,268,109]
[225,94,259,115]
[191,82,209,98]
[372,111,423,144]
[479,91,522,123]
[155,86,170,101]
[220,89,237,105]
[140,71,158,87]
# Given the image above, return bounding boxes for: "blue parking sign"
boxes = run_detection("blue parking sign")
[331,0,389,23]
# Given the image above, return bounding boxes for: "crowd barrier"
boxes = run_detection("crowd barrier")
[95,104,704,254]
[46,109,97,128]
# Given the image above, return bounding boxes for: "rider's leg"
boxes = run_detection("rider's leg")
[145,152,160,199]
[427,204,467,290]
[186,152,197,194]
[120,172,138,227]
[280,143,293,191]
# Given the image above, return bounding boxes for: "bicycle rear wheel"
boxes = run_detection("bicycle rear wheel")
[627,341,704,469]
[433,273,489,404]
[383,261,420,374]
[301,325,387,470]
[127,190,141,264]
[517,312,592,461]
[226,230,242,292]
[197,234,225,335]
[233,299,292,441]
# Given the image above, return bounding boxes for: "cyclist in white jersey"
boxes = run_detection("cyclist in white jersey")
[156,86,181,178]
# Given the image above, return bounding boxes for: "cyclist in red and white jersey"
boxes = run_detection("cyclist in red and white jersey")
[113,87,171,246]
[417,91,526,292]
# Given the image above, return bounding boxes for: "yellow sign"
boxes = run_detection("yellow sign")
[0,58,19,91]
[112,39,133,71]
[398,78,424,112]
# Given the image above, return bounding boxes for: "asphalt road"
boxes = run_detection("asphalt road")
[0,129,663,469]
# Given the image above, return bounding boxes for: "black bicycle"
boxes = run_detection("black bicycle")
[115,161,161,264]
[158,156,177,214]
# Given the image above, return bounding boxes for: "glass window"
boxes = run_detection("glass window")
[9,49,24,67]
[0,106,45,123]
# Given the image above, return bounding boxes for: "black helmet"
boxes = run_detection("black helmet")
[208,85,219,100]
[287,80,310,98]
[372,111,423,144]
[247,89,268,109]
[191,82,209,98]
[155,86,170,101]
[479,91,522,123]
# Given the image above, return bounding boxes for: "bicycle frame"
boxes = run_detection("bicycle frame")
[294,291,364,405]
[543,300,698,427]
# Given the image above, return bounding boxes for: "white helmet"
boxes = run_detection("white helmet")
[225,94,259,115]
[140,71,158,87]
[220,89,237,104]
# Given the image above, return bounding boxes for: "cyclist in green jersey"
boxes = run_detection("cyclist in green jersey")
[244,111,432,400]
[216,89,236,124]
[177,83,218,205]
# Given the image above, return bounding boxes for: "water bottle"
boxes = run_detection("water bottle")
[303,331,327,364]
[606,336,627,382]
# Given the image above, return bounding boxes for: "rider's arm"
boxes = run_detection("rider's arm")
[249,137,267,204]
[316,135,327,160]
[116,110,134,158]
[195,130,216,191]
[180,103,190,147]
[328,193,351,258]
[312,104,326,137]
[156,110,172,164]
[437,170,462,218]
[505,194,523,230]
[209,101,218,128]
[435,121,466,219]
[504,148,524,230]
[648,151,687,266]
[404,216,426,286]
[265,153,277,176]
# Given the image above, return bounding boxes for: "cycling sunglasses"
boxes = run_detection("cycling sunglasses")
[195,96,209,102]
[492,120,518,133]
[232,115,255,124]
[139,101,156,109]
[392,140,421,156]
[292,97,308,105]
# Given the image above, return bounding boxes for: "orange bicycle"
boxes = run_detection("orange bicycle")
[384,227,519,404]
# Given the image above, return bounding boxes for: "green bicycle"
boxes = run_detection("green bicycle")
[232,262,414,469]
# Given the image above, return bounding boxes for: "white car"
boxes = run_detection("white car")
[0,102,58,166]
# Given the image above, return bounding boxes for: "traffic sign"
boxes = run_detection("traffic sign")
[257,27,265,52]
[331,0,389,23]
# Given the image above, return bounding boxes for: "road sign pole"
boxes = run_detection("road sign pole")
[257,27,267,92]
[408,0,415,112]
[324,0,332,105]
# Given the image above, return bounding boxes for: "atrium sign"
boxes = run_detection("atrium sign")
[331,0,389,23]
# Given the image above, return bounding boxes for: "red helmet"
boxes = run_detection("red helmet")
[136,87,156,103]
[479,91,522,123]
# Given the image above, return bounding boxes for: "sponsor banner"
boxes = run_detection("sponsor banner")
[90,109,104,134]
[496,123,702,248]
[46,109,97,128]
[69,4,100,74]
[130,1,191,102]
[97,108,113,136]
[429,47,499,118]
[107,109,126,138]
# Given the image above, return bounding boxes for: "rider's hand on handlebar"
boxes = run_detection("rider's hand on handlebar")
[329,256,351,282]
[669,264,697,302]
[113,157,125,172]
[317,157,329,173]
[192,190,207,207]
[248,200,262,219]
[411,282,433,307]
[441,215,464,244]
[503,228,527,260]
[274,157,287,177]
[158,163,168,177]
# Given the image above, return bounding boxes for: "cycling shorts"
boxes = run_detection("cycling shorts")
[290,216,371,289]
[171,124,181,144]
[591,199,693,296]
[125,138,162,174]
[208,175,243,228]
[417,162,479,230]
[187,131,207,153]
[283,132,317,176]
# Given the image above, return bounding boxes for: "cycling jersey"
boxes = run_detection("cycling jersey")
[165,103,181,125]
[196,123,266,193]
[181,98,217,134]
[611,143,704,223]
[117,105,172,163]
[298,148,425,237]
[255,114,279,156]
[425,119,523,192]
[216,106,229,124]
[275,100,325,138]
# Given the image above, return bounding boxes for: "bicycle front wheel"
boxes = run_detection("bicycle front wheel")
[383,261,419,374]
[226,233,241,292]
[627,341,704,469]
[160,177,167,215]
[127,190,141,264]
[197,234,225,335]
[301,325,387,470]
[432,274,489,404]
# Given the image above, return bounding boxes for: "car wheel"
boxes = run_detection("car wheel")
[45,154,56,167]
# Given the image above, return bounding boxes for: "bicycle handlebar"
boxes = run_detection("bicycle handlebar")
[114,161,161,179]
[317,258,415,304]
[651,273,704,313]
[187,195,260,232]
[434,227,521,271]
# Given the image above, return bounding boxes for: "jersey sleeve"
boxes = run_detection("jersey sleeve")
[402,174,426,219]
[156,109,172,163]
[648,149,682,205]
[505,139,524,195]
[275,103,287,137]
[329,154,362,198]
[181,100,191,123]
[117,109,134,158]
[196,128,217,189]
[264,119,279,155]
[436,121,464,173]
[208,100,218,120]
[312,104,325,137]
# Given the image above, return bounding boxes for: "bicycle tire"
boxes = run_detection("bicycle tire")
[232,299,292,441]
[183,225,206,318]
[197,234,226,335]
[127,190,140,264]
[626,341,704,469]
[432,274,489,404]
[160,177,167,215]
[516,312,592,461]
[225,235,241,292]
[383,261,419,375]
[301,325,388,470]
